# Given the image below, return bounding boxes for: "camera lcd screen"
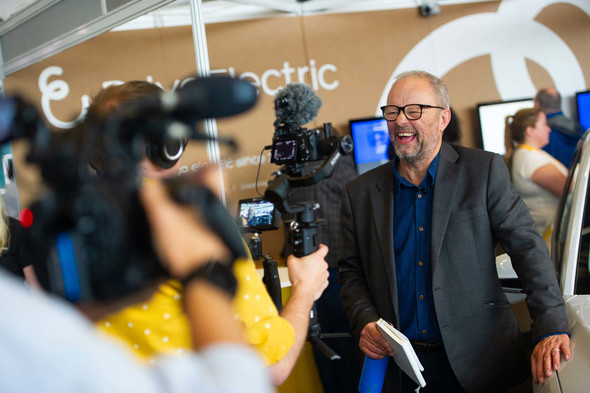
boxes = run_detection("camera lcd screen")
[237,198,280,232]
[271,138,297,163]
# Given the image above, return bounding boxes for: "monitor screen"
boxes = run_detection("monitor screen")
[349,117,390,175]
[576,90,590,132]
[477,98,534,155]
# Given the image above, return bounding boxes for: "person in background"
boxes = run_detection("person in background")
[83,80,329,386]
[0,176,275,393]
[535,87,584,168]
[505,107,568,242]
[442,107,461,144]
[0,200,10,271]
[339,70,570,393]
[0,198,41,289]
[282,153,361,393]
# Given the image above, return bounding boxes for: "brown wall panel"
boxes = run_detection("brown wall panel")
[3,1,590,260]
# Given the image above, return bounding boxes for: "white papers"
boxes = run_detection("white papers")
[376,318,426,388]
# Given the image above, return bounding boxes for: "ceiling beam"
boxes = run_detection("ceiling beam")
[0,0,175,78]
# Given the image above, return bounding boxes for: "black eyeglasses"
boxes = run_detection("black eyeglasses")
[380,104,445,121]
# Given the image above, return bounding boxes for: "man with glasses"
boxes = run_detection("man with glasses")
[338,70,570,392]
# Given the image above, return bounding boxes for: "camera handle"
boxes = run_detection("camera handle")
[245,221,341,360]
[289,202,341,361]
[262,254,282,313]
[245,233,283,313]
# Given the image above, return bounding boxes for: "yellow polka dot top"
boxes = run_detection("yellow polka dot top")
[97,257,294,366]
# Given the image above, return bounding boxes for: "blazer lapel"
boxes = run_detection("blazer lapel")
[431,144,461,273]
[369,162,399,323]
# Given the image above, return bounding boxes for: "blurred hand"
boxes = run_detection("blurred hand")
[141,159,223,197]
[359,322,394,359]
[140,158,182,180]
[286,244,329,301]
[139,179,230,279]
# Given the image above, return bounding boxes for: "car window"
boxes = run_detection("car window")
[553,148,580,273]
[575,165,590,295]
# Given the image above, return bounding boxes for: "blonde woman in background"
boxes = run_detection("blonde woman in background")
[505,107,568,242]
[0,199,8,253]
[0,197,40,288]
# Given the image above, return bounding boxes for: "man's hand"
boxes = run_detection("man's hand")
[531,333,571,384]
[139,179,230,279]
[286,244,330,301]
[360,322,394,359]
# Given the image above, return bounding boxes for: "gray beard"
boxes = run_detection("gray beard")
[392,124,440,166]
[394,140,426,165]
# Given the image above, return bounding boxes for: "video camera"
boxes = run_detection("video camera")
[0,75,256,303]
[269,83,352,179]
[239,82,353,359]
[262,83,352,257]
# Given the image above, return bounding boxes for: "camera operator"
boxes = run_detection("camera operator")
[83,80,329,386]
[0,175,274,392]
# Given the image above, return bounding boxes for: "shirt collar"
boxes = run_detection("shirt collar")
[393,151,440,197]
[546,111,563,120]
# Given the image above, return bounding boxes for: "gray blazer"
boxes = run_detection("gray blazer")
[338,143,568,393]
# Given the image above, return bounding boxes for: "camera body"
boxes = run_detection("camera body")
[271,126,324,165]
[270,121,350,182]
[419,2,440,17]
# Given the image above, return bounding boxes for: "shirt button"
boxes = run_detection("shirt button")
[419,295,424,300]
[417,194,422,199]
[422,330,427,334]
[418,227,423,232]
[418,261,423,266]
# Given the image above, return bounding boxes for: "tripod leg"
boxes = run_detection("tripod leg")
[308,303,341,360]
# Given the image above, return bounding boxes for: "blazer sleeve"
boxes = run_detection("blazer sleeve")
[487,153,568,339]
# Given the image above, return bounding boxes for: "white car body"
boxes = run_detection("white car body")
[497,130,590,392]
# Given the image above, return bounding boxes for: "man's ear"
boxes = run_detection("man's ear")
[440,108,451,132]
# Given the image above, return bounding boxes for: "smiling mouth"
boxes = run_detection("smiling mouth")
[396,132,416,143]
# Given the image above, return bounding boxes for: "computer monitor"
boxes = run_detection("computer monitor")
[477,98,535,155]
[349,117,390,175]
[576,90,590,132]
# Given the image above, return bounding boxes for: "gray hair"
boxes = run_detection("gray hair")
[394,70,450,109]
[535,88,561,112]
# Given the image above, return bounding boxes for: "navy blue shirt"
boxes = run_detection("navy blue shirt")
[542,111,583,168]
[393,153,442,343]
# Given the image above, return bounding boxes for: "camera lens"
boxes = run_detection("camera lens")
[162,138,185,161]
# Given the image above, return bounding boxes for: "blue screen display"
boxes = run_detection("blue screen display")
[577,91,590,132]
[349,117,390,175]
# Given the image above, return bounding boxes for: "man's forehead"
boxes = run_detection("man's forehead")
[388,77,434,103]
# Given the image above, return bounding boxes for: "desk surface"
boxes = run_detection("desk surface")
[256,266,292,288]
